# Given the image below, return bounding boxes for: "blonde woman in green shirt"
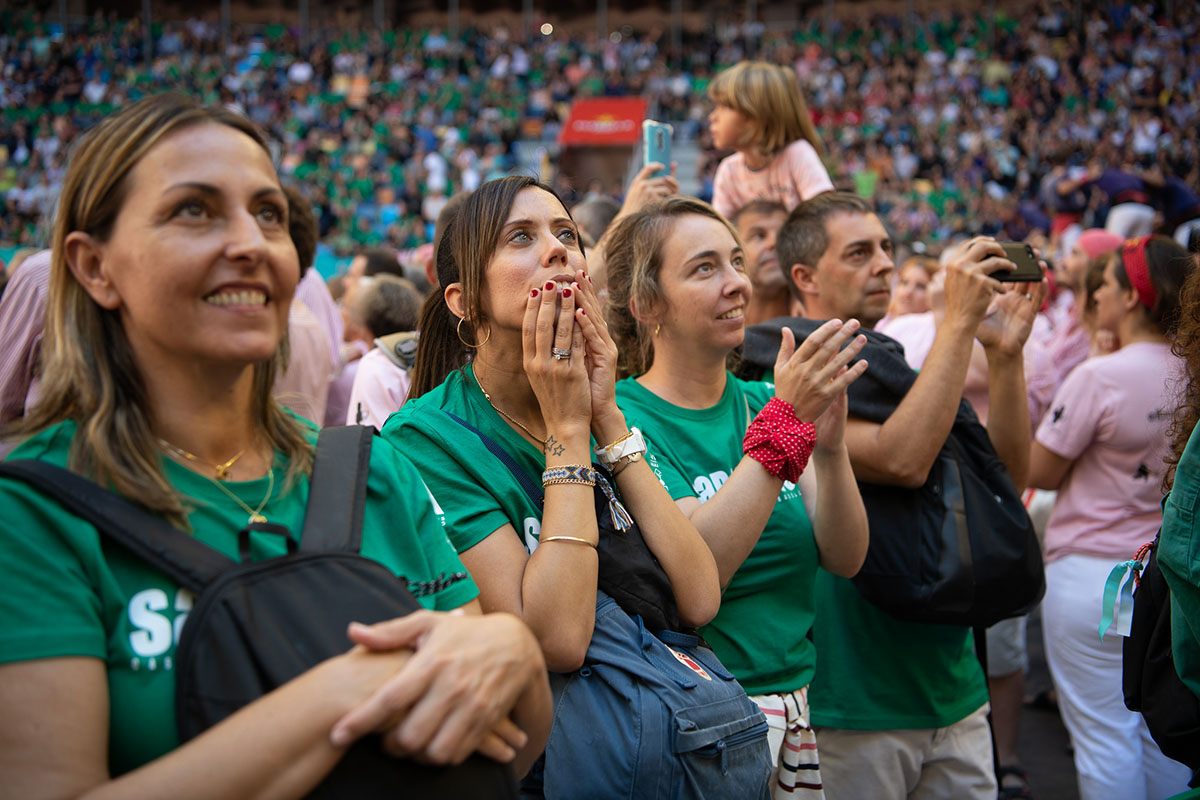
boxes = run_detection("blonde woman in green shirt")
[605,196,870,799]
[0,94,551,798]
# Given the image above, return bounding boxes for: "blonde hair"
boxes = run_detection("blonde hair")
[16,92,312,525]
[604,196,743,378]
[708,61,824,162]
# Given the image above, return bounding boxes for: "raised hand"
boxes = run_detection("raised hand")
[941,237,1009,328]
[522,280,592,440]
[569,269,623,431]
[812,367,851,455]
[772,321,868,424]
[976,279,1047,357]
[620,162,680,216]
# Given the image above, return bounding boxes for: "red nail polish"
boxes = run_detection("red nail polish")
[530,289,540,298]
[562,288,572,298]
[586,274,592,283]
[579,308,586,315]
[544,281,555,291]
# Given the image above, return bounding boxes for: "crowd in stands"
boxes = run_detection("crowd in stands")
[3,1,1199,262]
[2,3,1200,800]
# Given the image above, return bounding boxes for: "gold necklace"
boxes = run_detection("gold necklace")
[157,438,245,481]
[206,468,275,525]
[474,373,547,448]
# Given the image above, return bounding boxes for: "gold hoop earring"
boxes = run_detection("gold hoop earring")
[654,323,661,337]
[457,317,492,349]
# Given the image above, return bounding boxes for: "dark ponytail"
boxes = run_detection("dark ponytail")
[410,287,468,399]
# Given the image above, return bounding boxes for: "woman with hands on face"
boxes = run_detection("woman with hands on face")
[0,95,550,800]
[382,176,721,769]
[603,196,870,798]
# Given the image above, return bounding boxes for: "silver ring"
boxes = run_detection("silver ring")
[551,347,571,360]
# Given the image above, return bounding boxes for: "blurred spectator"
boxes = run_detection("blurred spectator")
[346,275,423,429]
[571,195,621,246]
[274,184,332,425]
[0,249,51,457]
[731,199,794,325]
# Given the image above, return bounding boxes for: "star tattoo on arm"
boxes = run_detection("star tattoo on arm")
[544,435,565,457]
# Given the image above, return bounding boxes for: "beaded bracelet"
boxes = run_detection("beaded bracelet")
[743,397,817,484]
[542,464,596,487]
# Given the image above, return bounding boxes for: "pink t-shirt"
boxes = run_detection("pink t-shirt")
[876,312,936,370]
[1037,341,1183,563]
[711,139,834,219]
[1037,292,1091,385]
[345,347,411,429]
[878,311,1056,426]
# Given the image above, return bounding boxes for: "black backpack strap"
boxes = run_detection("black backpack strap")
[300,425,374,553]
[442,410,544,507]
[0,460,229,593]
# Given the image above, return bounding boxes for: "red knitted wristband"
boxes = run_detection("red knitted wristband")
[743,397,817,483]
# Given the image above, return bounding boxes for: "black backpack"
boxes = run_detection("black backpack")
[0,425,518,799]
[1123,534,1200,771]
[739,318,1045,628]
[445,411,682,634]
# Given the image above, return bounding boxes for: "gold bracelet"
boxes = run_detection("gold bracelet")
[609,457,636,478]
[543,477,596,487]
[597,430,635,453]
[539,535,598,548]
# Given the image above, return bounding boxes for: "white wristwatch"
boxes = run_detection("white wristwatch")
[594,427,648,465]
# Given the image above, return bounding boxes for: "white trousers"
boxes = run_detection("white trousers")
[1043,554,1193,800]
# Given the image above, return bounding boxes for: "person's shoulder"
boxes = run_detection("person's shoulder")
[615,375,647,402]
[4,419,77,466]
[380,369,466,438]
[779,139,824,167]
[727,373,774,416]
[1091,342,1178,387]
[715,151,746,177]
[356,347,404,378]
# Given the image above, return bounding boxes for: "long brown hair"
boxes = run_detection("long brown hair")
[1167,253,1200,490]
[15,92,312,524]
[409,175,574,398]
[604,196,743,379]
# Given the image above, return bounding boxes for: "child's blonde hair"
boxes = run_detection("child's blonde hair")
[708,61,824,163]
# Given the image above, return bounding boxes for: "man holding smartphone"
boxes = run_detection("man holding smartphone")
[753,192,1042,800]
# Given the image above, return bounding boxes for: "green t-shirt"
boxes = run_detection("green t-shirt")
[381,364,547,554]
[808,562,988,730]
[0,419,477,775]
[1159,425,1200,699]
[615,374,819,696]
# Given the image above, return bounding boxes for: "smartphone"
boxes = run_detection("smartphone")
[642,120,673,179]
[993,242,1042,282]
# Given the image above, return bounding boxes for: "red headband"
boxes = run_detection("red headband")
[1122,236,1157,311]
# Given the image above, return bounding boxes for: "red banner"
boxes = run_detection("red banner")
[560,98,647,146]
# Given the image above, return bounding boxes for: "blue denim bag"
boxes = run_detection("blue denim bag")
[530,591,771,800]
[443,412,771,798]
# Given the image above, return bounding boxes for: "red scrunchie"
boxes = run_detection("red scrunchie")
[743,397,817,483]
